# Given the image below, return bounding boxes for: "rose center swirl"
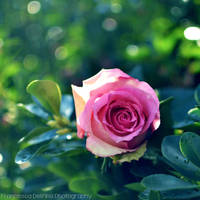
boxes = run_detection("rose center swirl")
[104,100,143,134]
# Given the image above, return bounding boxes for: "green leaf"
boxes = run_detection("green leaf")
[16,133,85,164]
[26,80,62,115]
[161,135,200,180]
[139,189,200,200]
[125,182,146,192]
[180,132,200,168]
[69,177,108,195]
[112,142,147,164]
[162,189,200,199]
[18,127,53,149]
[17,103,50,119]
[173,120,200,132]
[195,84,200,105]
[15,129,60,164]
[188,107,200,121]
[142,174,199,191]
[42,137,85,156]
[173,120,196,129]
[149,191,161,200]
[60,95,74,119]
[138,190,150,200]
[15,141,50,164]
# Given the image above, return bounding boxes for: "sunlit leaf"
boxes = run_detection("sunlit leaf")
[17,103,50,119]
[15,141,50,164]
[18,127,53,149]
[188,107,200,121]
[26,80,61,115]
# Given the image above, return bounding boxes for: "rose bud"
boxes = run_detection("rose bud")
[71,68,160,157]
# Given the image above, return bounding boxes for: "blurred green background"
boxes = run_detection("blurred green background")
[0,0,200,197]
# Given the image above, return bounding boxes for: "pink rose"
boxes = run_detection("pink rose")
[71,68,160,157]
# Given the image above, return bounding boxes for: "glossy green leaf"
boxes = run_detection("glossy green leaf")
[112,142,147,163]
[60,95,74,119]
[173,120,200,132]
[17,103,50,119]
[180,132,200,168]
[16,134,85,164]
[149,191,161,200]
[142,174,199,191]
[26,80,62,115]
[15,141,50,164]
[173,120,196,129]
[188,107,200,121]
[161,135,200,180]
[18,127,53,149]
[195,84,200,105]
[42,136,85,156]
[125,182,146,192]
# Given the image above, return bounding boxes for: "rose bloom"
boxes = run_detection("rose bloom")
[71,68,160,157]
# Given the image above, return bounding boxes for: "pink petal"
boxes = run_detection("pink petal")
[93,88,159,143]
[83,68,130,87]
[86,134,136,157]
[152,111,160,131]
[71,84,88,118]
[71,84,89,138]
[91,113,129,149]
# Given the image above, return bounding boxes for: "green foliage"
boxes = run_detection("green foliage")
[188,108,200,121]
[112,142,147,164]
[0,0,200,198]
[14,80,200,200]
[125,183,146,192]
[180,132,200,168]
[26,80,62,115]
[142,174,199,191]
[162,135,200,181]
[149,191,161,200]
[18,103,50,119]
